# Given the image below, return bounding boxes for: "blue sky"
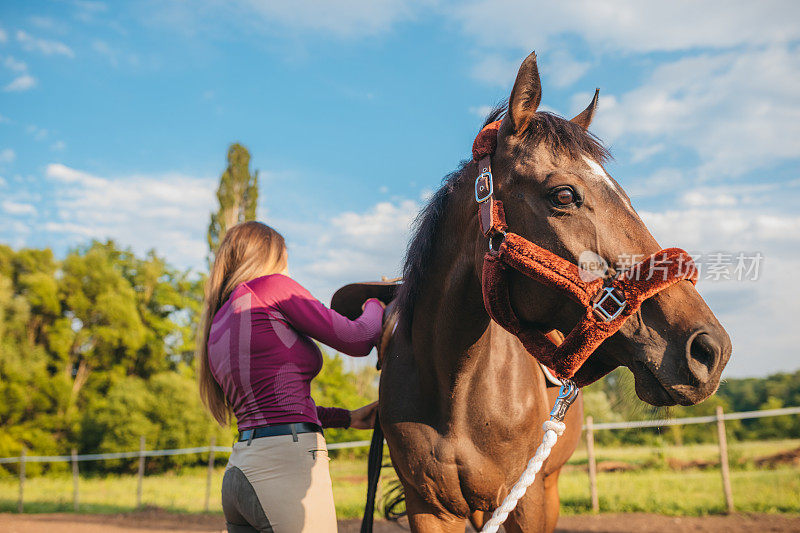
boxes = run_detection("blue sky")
[1,1,799,377]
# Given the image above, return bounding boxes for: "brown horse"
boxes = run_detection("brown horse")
[378,52,732,533]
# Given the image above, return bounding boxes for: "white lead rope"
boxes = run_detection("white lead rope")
[481,379,579,533]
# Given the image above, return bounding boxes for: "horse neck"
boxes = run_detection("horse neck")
[407,179,548,428]
[409,178,494,400]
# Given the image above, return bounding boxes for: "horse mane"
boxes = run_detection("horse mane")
[395,101,611,328]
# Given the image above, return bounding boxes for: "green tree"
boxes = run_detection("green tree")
[0,249,72,469]
[0,241,207,473]
[79,369,231,471]
[58,241,148,404]
[207,143,259,260]
[311,351,374,448]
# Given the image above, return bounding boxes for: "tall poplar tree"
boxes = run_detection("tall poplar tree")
[207,143,259,261]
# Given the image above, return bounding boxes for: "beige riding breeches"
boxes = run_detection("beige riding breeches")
[222,432,338,533]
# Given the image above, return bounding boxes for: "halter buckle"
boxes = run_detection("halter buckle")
[475,172,493,203]
[591,286,627,322]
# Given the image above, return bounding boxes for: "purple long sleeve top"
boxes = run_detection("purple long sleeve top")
[208,274,383,431]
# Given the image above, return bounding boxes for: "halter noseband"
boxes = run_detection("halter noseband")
[474,120,698,386]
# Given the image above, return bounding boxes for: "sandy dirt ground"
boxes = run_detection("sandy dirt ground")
[2,511,800,533]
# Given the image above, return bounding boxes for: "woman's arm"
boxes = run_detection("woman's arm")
[316,406,351,429]
[272,275,383,356]
[316,402,378,429]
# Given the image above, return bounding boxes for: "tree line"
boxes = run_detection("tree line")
[0,239,377,476]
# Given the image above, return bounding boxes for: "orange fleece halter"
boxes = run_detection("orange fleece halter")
[473,120,698,386]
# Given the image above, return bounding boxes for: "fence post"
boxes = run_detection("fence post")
[136,436,146,508]
[17,447,26,513]
[715,406,734,513]
[585,416,599,513]
[72,448,79,512]
[204,436,217,512]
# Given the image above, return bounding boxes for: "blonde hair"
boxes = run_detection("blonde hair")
[198,221,287,425]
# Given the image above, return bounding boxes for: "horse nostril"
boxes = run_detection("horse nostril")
[686,332,720,384]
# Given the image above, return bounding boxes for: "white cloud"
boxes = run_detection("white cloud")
[4,74,36,92]
[453,1,800,54]
[623,167,684,199]
[1,220,30,247]
[643,209,800,251]
[287,198,420,300]
[639,200,800,377]
[46,163,104,186]
[51,140,66,151]
[470,53,522,87]
[629,143,665,164]
[0,27,6,43]
[593,46,800,179]
[682,190,737,208]
[1,200,36,216]
[44,164,216,269]
[542,50,590,88]
[26,124,48,140]
[91,40,140,68]
[3,56,28,72]
[29,16,68,33]
[16,30,75,58]
[0,148,15,164]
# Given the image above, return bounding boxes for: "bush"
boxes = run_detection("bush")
[79,371,232,473]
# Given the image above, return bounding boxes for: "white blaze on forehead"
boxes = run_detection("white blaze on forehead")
[581,155,617,191]
[581,155,635,213]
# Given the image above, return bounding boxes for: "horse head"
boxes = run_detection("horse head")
[482,52,731,406]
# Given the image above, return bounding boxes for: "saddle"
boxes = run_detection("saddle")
[331,279,401,370]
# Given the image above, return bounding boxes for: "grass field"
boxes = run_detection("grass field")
[0,439,797,519]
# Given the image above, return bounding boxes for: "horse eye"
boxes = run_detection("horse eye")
[552,187,576,206]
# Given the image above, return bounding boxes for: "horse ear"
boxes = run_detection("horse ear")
[508,52,542,134]
[570,89,600,130]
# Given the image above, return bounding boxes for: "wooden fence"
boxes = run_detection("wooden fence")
[581,405,800,513]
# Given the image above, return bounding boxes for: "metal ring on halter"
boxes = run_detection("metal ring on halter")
[489,230,507,253]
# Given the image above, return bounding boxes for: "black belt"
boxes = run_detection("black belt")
[238,422,322,443]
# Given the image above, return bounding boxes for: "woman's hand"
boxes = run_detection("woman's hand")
[350,401,378,430]
[361,298,386,312]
